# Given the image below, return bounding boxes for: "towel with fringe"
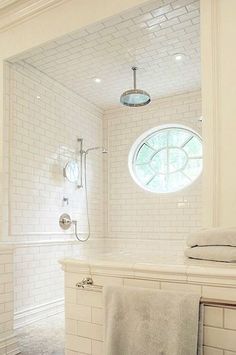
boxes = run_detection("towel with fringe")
[104,285,201,355]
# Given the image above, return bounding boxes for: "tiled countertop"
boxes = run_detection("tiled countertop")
[59,252,236,287]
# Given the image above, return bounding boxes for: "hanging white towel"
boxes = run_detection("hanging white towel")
[104,286,200,355]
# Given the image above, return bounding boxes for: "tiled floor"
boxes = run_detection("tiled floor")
[16,313,65,355]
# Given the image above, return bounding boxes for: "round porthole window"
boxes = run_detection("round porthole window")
[128,124,203,193]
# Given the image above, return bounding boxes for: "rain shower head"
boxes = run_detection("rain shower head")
[120,67,151,107]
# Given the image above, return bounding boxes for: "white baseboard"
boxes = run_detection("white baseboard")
[0,335,20,354]
[14,298,64,329]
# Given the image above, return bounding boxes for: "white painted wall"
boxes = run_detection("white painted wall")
[201,0,236,227]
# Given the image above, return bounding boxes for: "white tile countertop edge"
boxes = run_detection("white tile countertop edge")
[59,256,236,287]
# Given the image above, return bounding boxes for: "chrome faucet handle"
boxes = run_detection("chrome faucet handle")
[59,213,72,230]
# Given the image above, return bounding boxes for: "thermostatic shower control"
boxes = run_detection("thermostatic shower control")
[59,213,72,230]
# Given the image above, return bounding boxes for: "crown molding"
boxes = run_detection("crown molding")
[0,0,18,10]
[0,0,68,32]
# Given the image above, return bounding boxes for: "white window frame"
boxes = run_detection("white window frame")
[128,124,202,194]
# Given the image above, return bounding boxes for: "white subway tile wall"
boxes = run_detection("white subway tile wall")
[0,246,18,354]
[5,33,202,352]
[9,62,104,236]
[0,248,14,340]
[5,61,203,342]
[103,90,202,254]
[1,63,11,243]
[7,62,105,323]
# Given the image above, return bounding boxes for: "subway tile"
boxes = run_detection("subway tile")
[91,275,123,287]
[204,326,236,352]
[224,309,236,330]
[92,340,103,355]
[92,307,104,325]
[204,306,223,328]
[77,321,103,341]
[202,287,236,302]
[124,278,160,289]
[161,282,201,294]
[66,318,78,335]
[203,346,223,355]
[66,303,92,322]
[65,334,91,353]
[77,290,103,308]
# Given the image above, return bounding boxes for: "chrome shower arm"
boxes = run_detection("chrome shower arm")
[132,66,137,89]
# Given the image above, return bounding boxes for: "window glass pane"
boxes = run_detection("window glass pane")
[147,175,168,193]
[167,172,190,191]
[168,128,191,147]
[168,148,187,173]
[147,131,168,150]
[183,136,202,157]
[136,144,154,164]
[150,150,168,174]
[130,125,202,193]
[135,163,154,184]
[184,159,202,180]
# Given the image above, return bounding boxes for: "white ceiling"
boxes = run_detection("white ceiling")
[10,0,200,110]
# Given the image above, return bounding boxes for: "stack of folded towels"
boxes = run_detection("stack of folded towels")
[185,227,236,262]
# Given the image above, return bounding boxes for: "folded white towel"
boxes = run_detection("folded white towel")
[185,246,236,262]
[187,227,236,247]
[104,285,200,355]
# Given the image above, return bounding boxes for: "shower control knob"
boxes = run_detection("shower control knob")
[59,213,72,230]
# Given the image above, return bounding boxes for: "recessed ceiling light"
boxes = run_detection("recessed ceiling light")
[174,53,185,61]
[36,95,41,99]
[93,77,101,83]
